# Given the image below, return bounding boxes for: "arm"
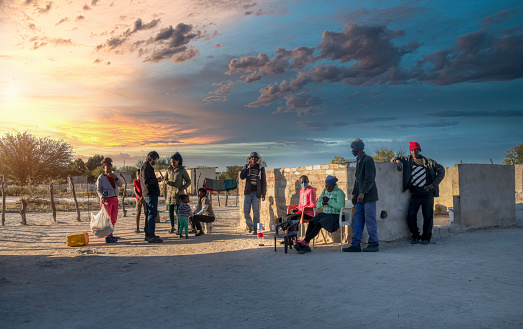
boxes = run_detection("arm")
[432,161,445,186]
[181,169,191,191]
[361,158,376,195]
[143,165,158,185]
[114,173,123,187]
[239,165,249,180]
[96,175,104,199]
[195,204,209,216]
[327,188,346,212]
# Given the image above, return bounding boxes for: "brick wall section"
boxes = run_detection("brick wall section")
[238,163,348,235]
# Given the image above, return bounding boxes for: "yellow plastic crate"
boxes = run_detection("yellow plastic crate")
[66,232,89,247]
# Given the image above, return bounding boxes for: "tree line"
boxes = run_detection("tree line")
[0,131,521,186]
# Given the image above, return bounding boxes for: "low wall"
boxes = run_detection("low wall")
[456,164,515,228]
[238,162,516,243]
[515,165,523,201]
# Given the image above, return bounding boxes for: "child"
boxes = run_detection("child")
[133,169,147,234]
[177,195,192,239]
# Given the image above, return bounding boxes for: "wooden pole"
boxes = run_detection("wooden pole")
[216,191,221,207]
[20,198,27,225]
[50,183,57,222]
[119,172,127,217]
[225,190,228,207]
[68,175,81,222]
[1,175,5,226]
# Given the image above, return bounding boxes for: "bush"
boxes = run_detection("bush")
[4,185,50,197]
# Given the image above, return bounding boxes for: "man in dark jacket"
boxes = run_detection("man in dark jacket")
[140,151,163,243]
[343,138,380,252]
[239,152,266,235]
[392,142,445,244]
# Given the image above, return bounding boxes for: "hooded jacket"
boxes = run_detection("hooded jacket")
[239,163,266,198]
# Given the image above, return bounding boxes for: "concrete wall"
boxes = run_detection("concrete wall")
[456,164,515,228]
[238,162,517,243]
[515,165,523,201]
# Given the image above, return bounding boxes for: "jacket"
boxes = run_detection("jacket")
[316,186,346,214]
[96,174,122,199]
[165,166,191,205]
[352,152,379,202]
[391,154,445,197]
[194,194,215,217]
[140,161,160,197]
[239,163,267,198]
[298,186,317,217]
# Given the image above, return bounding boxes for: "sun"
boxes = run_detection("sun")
[0,79,22,104]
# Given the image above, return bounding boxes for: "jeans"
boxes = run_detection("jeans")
[243,191,260,232]
[144,196,158,239]
[351,201,379,247]
[407,194,434,241]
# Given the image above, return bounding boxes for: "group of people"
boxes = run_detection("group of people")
[96,151,215,243]
[95,138,445,249]
[239,139,445,254]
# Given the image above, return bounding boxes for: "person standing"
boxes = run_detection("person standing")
[343,138,380,252]
[239,152,266,235]
[190,188,215,236]
[177,195,193,239]
[133,169,146,234]
[96,157,122,243]
[392,142,445,244]
[141,151,163,243]
[165,152,191,234]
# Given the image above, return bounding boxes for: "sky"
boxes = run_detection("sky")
[1,0,522,171]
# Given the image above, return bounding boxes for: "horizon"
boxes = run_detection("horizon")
[1,0,522,171]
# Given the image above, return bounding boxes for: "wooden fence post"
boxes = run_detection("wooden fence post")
[1,175,5,226]
[119,173,127,217]
[20,198,27,225]
[50,183,57,222]
[68,175,81,222]
[225,190,228,207]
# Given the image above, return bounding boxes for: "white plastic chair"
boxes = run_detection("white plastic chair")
[339,200,354,251]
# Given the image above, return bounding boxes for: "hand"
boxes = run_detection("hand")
[425,184,434,191]
[396,160,403,172]
[322,196,329,205]
[357,193,365,203]
[351,195,357,206]
[139,197,145,204]
[101,197,107,204]
[292,208,300,214]
[262,195,265,201]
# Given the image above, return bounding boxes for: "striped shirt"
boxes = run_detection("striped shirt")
[177,202,193,218]
[409,159,428,194]
[250,166,259,192]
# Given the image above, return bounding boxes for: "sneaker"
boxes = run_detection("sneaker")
[135,229,141,234]
[105,236,117,243]
[298,245,311,254]
[185,235,189,239]
[411,237,420,244]
[362,245,379,252]
[342,245,361,252]
[421,240,430,245]
[248,228,253,233]
[145,235,160,241]
[293,242,303,251]
[148,236,163,243]
[195,231,205,236]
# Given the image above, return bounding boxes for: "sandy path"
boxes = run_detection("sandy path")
[0,202,522,328]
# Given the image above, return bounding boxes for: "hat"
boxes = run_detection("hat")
[351,138,365,150]
[100,157,113,165]
[249,152,260,158]
[325,175,338,185]
[409,142,421,152]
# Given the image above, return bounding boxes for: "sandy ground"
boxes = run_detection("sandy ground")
[0,200,522,329]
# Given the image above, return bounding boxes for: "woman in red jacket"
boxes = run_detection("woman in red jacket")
[278,175,316,232]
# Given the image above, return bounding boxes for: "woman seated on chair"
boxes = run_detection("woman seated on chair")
[294,175,346,254]
[278,175,317,232]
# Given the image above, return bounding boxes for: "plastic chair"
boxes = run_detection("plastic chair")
[339,200,354,251]
[273,221,298,253]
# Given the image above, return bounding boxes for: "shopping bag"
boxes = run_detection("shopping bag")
[90,206,114,238]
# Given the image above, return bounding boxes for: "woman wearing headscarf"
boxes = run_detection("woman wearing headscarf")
[165,152,191,234]
[95,157,123,243]
[294,175,345,254]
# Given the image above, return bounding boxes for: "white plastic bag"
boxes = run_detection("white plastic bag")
[90,206,114,238]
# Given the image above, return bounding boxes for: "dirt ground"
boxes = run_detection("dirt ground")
[0,200,522,329]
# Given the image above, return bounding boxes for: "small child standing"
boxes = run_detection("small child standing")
[177,195,192,239]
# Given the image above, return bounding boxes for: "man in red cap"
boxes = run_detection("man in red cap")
[392,142,445,244]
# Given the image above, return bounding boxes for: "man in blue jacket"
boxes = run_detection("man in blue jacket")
[392,142,445,245]
[343,138,380,252]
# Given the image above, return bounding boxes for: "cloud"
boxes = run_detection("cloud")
[83,4,91,10]
[418,29,523,85]
[297,116,398,131]
[37,2,52,13]
[203,96,227,102]
[214,43,223,48]
[384,120,459,129]
[209,80,236,95]
[55,17,69,26]
[427,110,523,118]
[481,6,522,26]
[76,15,84,21]
[338,3,426,25]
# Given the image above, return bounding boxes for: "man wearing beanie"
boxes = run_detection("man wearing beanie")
[392,142,445,244]
[240,152,266,235]
[343,138,380,252]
